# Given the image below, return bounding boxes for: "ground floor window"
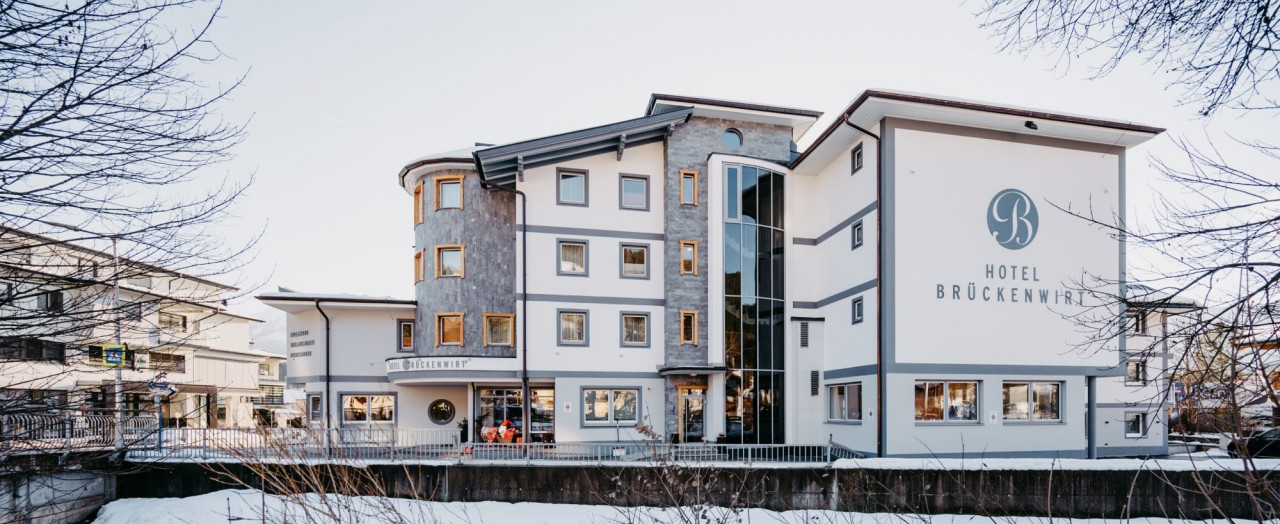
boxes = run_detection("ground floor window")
[340,394,394,424]
[477,387,554,442]
[582,388,638,425]
[914,381,979,422]
[1002,382,1061,422]
[826,383,862,422]
[307,394,322,421]
[1124,412,1146,437]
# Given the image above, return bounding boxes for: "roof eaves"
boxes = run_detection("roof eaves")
[646,93,824,119]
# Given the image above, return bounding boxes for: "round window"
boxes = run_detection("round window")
[429,399,456,424]
[723,128,743,150]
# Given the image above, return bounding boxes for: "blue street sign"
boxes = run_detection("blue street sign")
[103,344,125,367]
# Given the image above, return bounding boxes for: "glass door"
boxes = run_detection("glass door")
[678,387,706,442]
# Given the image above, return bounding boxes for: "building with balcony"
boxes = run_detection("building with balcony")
[261,90,1170,457]
[0,227,266,428]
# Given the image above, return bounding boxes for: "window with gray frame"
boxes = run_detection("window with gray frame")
[1001,381,1061,421]
[558,169,588,206]
[559,310,588,345]
[827,383,862,421]
[915,381,979,422]
[851,296,864,324]
[340,394,394,425]
[620,312,649,347]
[558,240,587,276]
[1124,412,1146,437]
[1125,358,1148,385]
[582,388,638,425]
[619,174,648,210]
[620,244,648,278]
[851,142,864,174]
[308,394,322,421]
[851,220,864,249]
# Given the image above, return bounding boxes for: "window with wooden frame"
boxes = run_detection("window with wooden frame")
[413,181,424,224]
[435,313,464,346]
[483,313,515,346]
[397,320,414,352]
[680,170,698,206]
[435,245,464,278]
[414,250,424,282]
[679,310,698,345]
[435,175,464,210]
[679,240,698,275]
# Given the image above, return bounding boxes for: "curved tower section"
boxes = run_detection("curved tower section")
[406,161,516,358]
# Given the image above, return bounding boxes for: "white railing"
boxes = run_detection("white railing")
[1,415,857,465]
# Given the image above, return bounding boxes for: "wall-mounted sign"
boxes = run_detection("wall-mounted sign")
[386,357,476,373]
[103,344,125,367]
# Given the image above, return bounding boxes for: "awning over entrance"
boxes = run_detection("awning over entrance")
[658,365,728,377]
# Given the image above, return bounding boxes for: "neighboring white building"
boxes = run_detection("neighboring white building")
[262,90,1169,457]
[0,227,265,428]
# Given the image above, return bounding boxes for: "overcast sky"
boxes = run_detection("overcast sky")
[192,1,1271,352]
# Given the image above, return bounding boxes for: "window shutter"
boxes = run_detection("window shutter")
[799,322,809,348]
[810,371,820,396]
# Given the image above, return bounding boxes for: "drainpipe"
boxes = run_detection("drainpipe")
[841,116,884,457]
[314,299,331,455]
[479,178,529,447]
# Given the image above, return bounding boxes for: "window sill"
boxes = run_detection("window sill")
[1002,420,1065,425]
[914,421,982,426]
[825,419,863,425]
[557,273,589,278]
[557,201,588,207]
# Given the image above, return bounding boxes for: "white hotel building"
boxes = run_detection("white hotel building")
[261,90,1176,458]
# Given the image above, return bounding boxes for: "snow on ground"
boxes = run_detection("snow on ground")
[92,489,1264,524]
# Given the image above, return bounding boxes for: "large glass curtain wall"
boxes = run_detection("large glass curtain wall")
[723,164,785,444]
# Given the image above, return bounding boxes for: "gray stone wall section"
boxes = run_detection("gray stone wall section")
[415,169,517,357]
[662,116,792,431]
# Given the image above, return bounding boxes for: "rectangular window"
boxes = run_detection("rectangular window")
[621,312,649,347]
[37,291,63,312]
[851,296,864,324]
[558,240,587,276]
[620,244,648,279]
[159,312,187,332]
[1124,412,1146,437]
[558,310,587,345]
[914,381,979,422]
[483,313,515,346]
[259,363,271,376]
[679,310,698,346]
[619,174,649,210]
[557,169,588,206]
[151,352,186,373]
[1129,312,1148,335]
[435,245,464,278]
[1126,358,1148,385]
[680,170,698,206]
[414,250,424,282]
[413,181,424,224]
[851,143,864,174]
[341,394,395,424]
[1002,381,1061,421]
[435,175,463,210]
[583,388,639,425]
[827,383,863,422]
[308,394,322,421]
[679,240,698,276]
[397,320,414,352]
[0,281,12,305]
[435,313,464,346]
[851,220,864,249]
[123,302,143,321]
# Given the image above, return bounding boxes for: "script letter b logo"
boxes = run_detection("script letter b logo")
[987,189,1038,250]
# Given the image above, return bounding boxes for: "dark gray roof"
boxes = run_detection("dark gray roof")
[473,108,693,189]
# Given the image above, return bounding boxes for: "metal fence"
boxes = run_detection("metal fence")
[1,415,858,465]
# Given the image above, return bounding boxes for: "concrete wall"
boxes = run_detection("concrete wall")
[1,471,113,524]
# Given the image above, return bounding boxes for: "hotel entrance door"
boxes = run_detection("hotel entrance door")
[677,387,705,442]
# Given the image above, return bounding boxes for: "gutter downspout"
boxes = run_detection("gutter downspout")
[841,116,884,457]
[314,299,332,456]
[479,174,529,450]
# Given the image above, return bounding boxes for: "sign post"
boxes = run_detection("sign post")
[146,373,177,453]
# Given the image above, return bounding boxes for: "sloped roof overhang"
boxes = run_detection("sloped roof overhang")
[646,93,823,140]
[473,108,694,189]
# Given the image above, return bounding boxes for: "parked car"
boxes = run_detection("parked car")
[1225,428,1280,458]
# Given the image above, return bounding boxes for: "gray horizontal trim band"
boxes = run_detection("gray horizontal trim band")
[527,371,662,379]
[517,294,665,306]
[887,363,1127,376]
[792,201,878,246]
[518,224,665,241]
[286,375,390,383]
[1096,445,1169,457]
[888,449,1087,459]
[793,278,878,309]
[825,365,878,380]
[389,370,518,380]
[1096,403,1169,409]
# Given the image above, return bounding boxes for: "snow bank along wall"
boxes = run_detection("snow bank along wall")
[114,462,1277,519]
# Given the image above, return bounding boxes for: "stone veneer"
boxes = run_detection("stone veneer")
[661,116,793,437]
[414,169,517,357]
